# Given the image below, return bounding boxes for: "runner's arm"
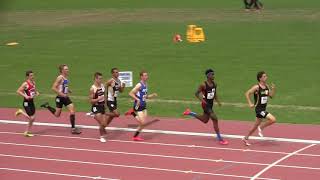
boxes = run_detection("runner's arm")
[16,82,30,99]
[245,85,259,108]
[52,76,66,97]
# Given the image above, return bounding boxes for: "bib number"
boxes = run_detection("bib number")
[261,96,268,104]
[207,92,215,100]
[30,91,36,98]
[93,107,97,112]
[142,95,147,101]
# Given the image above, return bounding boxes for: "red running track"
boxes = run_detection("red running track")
[0,108,320,180]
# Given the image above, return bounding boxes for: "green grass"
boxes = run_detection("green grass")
[0,0,319,124]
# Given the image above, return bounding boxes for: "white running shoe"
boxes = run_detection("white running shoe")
[242,137,251,146]
[100,136,107,143]
[258,126,264,137]
[86,112,94,117]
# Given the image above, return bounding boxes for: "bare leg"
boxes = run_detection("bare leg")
[133,110,147,140]
[260,113,276,130]
[245,118,263,139]
[106,109,120,126]
[194,114,210,124]
[25,115,35,133]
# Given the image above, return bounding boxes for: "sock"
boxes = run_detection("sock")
[70,114,75,128]
[189,112,197,117]
[216,132,223,141]
[134,131,140,137]
[47,106,56,115]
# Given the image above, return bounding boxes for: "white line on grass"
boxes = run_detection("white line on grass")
[251,144,316,180]
[0,153,279,180]
[0,167,119,180]
[1,119,320,144]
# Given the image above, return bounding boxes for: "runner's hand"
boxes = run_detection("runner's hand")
[271,83,276,89]
[249,103,255,109]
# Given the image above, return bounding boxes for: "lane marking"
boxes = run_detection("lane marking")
[1,119,320,144]
[1,141,320,171]
[0,153,279,180]
[0,141,270,166]
[251,144,316,180]
[0,167,119,180]
[0,131,293,156]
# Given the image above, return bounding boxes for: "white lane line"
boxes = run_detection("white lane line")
[1,119,320,144]
[1,141,320,171]
[0,153,279,180]
[0,141,270,166]
[251,144,316,180]
[1,131,319,158]
[0,131,293,156]
[0,167,119,180]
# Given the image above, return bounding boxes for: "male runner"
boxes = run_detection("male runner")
[183,69,228,145]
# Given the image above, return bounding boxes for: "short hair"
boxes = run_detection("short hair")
[111,68,118,73]
[94,72,102,79]
[257,71,266,81]
[140,70,147,77]
[25,70,33,77]
[205,69,214,76]
[59,64,67,73]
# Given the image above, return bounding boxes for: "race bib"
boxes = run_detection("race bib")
[93,107,97,112]
[261,96,268,104]
[207,92,215,99]
[142,95,147,101]
[30,91,36,98]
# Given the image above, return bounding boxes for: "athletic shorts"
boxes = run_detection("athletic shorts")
[91,104,105,114]
[107,100,117,112]
[201,101,213,115]
[255,109,269,119]
[55,96,72,108]
[23,100,35,116]
[134,104,146,112]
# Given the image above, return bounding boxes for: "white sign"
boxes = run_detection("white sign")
[119,71,133,87]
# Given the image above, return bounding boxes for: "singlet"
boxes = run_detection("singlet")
[59,76,69,95]
[92,84,105,105]
[254,84,269,110]
[107,78,121,101]
[24,80,36,100]
[202,81,216,106]
[134,81,148,106]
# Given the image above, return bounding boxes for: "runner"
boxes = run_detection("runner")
[242,71,276,146]
[105,68,125,125]
[125,70,158,141]
[89,72,108,142]
[40,64,81,134]
[183,69,228,145]
[15,70,40,137]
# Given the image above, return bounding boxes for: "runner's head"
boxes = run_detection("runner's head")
[257,71,267,83]
[140,70,148,82]
[111,68,119,78]
[59,64,69,76]
[205,69,214,81]
[94,72,103,85]
[25,70,34,81]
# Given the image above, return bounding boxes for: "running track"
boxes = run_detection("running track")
[0,108,319,180]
